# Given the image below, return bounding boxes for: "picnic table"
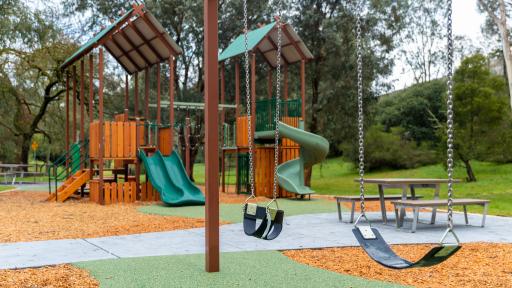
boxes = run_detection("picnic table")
[0,164,44,184]
[355,178,461,224]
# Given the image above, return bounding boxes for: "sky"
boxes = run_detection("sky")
[27,0,489,91]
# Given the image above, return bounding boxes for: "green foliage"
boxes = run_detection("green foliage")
[451,54,510,163]
[342,126,439,171]
[376,79,446,143]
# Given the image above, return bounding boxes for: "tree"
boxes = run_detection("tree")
[0,2,75,165]
[477,0,512,109]
[451,54,509,181]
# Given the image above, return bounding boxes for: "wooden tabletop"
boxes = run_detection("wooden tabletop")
[354,178,462,184]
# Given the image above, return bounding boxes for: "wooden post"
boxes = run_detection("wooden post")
[135,117,141,199]
[251,52,256,142]
[235,60,240,117]
[89,55,94,122]
[300,59,306,124]
[65,71,70,168]
[145,67,150,121]
[220,62,225,145]
[169,57,175,153]
[72,65,77,143]
[284,63,288,115]
[80,59,85,169]
[124,74,129,119]
[267,68,272,98]
[134,72,139,117]
[185,117,191,177]
[156,64,161,148]
[98,48,105,205]
[204,0,219,272]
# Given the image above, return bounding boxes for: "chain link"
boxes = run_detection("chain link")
[271,3,283,205]
[446,0,455,230]
[243,0,256,202]
[356,0,366,216]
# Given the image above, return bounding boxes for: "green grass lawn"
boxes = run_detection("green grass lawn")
[310,158,512,216]
[0,186,14,192]
[192,158,512,216]
[75,251,405,288]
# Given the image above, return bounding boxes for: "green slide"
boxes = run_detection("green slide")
[255,121,329,195]
[139,150,205,206]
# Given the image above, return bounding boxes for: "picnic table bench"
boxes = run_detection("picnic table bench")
[335,194,423,223]
[391,198,490,232]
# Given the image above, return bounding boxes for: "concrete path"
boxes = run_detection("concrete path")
[1,211,511,269]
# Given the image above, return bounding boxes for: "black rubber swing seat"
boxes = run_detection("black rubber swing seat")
[243,203,284,240]
[352,227,461,269]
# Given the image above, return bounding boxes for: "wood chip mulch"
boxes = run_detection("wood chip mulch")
[0,191,206,243]
[0,264,99,288]
[283,242,512,288]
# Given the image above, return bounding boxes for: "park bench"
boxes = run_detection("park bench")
[335,194,423,223]
[391,198,490,232]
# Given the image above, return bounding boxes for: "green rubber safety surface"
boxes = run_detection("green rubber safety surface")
[138,198,344,223]
[75,251,407,288]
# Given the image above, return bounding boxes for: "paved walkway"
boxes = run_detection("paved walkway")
[1,211,511,269]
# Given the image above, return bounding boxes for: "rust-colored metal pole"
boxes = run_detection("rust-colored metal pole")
[204,0,219,273]
[169,57,175,153]
[89,55,94,122]
[267,68,272,98]
[283,63,288,115]
[156,64,161,149]
[124,74,129,120]
[80,59,85,169]
[72,65,77,143]
[145,67,150,121]
[65,70,70,168]
[134,72,139,117]
[220,62,225,142]
[300,59,306,124]
[185,117,191,177]
[98,48,105,205]
[235,60,240,118]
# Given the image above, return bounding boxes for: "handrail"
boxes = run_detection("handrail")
[48,139,89,195]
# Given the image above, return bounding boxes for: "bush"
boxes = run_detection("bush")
[341,126,439,171]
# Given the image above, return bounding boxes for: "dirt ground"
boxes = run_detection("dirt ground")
[284,242,512,288]
[0,191,210,243]
[0,264,99,288]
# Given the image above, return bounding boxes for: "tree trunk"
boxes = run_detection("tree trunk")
[461,158,477,182]
[20,134,32,170]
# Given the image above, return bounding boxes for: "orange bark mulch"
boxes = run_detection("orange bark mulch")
[284,242,512,288]
[0,191,206,243]
[0,264,99,288]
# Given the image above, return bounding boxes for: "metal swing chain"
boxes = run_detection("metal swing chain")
[356,0,366,216]
[243,0,256,203]
[446,0,455,231]
[270,2,283,208]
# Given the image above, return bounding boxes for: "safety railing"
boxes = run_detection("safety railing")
[47,139,89,195]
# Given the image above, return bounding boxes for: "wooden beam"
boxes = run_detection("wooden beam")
[235,60,240,117]
[284,63,288,115]
[156,63,161,126]
[134,72,139,117]
[220,62,225,127]
[267,68,272,98]
[204,0,219,273]
[89,55,94,122]
[98,48,105,205]
[136,12,178,57]
[300,59,306,123]
[169,57,175,153]
[144,67,150,121]
[262,33,291,65]
[251,52,256,138]
[124,74,129,119]
[80,59,85,169]
[282,24,306,60]
[109,36,143,71]
[72,65,77,144]
[128,21,165,61]
[65,70,69,168]
[118,26,152,67]
[103,44,133,75]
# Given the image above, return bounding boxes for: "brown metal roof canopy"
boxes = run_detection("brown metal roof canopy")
[61,4,182,74]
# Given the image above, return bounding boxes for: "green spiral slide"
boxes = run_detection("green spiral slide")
[139,150,205,206]
[255,121,329,196]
